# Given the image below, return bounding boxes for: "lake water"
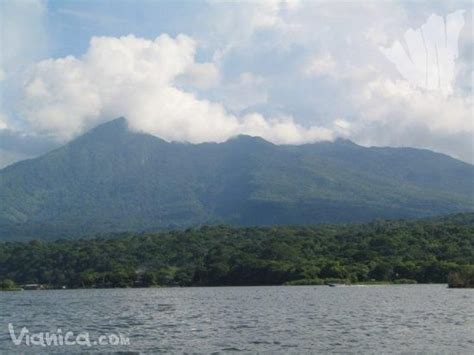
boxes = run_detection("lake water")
[0,285,473,353]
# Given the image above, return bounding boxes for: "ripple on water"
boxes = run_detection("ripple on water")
[1,285,473,353]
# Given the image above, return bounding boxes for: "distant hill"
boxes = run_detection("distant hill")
[0,117,473,240]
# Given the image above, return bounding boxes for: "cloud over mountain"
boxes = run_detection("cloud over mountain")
[20,34,335,144]
[0,0,472,166]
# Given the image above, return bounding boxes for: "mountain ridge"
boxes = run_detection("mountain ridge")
[0,117,472,241]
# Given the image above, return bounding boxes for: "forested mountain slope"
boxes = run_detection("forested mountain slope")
[0,117,472,240]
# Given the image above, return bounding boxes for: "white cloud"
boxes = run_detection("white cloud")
[0,113,8,130]
[19,34,335,144]
[239,113,334,144]
[333,118,351,132]
[209,0,299,62]
[304,53,337,77]
[217,72,268,112]
[349,76,473,162]
[179,62,220,89]
[290,6,472,162]
[361,78,472,134]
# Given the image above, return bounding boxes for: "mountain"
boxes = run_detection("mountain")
[0,117,473,240]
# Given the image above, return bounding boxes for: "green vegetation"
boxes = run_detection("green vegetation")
[0,278,20,291]
[1,118,473,241]
[0,213,472,288]
[448,265,474,288]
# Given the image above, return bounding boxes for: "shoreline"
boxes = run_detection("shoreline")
[2,283,456,292]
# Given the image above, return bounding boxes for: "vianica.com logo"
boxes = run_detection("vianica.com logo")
[8,323,130,347]
[380,10,465,96]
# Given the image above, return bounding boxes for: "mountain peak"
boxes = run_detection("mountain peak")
[227,134,272,145]
[333,137,357,145]
[88,117,128,134]
[71,117,136,147]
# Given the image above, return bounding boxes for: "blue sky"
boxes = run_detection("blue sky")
[47,1,206,57]
[0,0,472,167]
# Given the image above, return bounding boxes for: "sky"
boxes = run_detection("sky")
[0,0,472,168]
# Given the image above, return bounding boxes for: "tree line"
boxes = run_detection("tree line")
[1,213,473,288]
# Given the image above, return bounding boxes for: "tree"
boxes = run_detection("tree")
[1,279,17,290]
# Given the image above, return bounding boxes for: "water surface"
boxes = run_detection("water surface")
[0,285,473,353]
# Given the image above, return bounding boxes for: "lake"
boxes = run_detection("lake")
[0,285,472,353]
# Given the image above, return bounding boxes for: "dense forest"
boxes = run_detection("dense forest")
[1,213,473,289]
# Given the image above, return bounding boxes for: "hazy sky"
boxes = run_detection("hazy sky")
[0,0,472,167]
